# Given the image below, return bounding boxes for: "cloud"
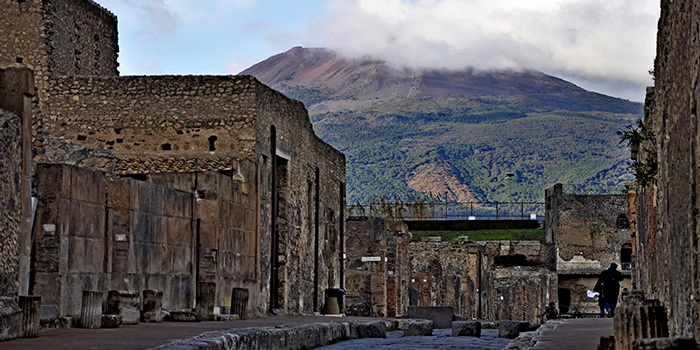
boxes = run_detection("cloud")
[307,0,658,100]
[130,60,166,75]
[226,57,259,75]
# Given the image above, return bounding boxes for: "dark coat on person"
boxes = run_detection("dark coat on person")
[594,266,623,303]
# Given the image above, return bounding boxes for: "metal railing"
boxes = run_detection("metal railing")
[347,200,545,221]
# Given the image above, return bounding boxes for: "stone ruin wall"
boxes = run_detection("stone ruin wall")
[409,239,479,319]
[0,0,119,86]
[1,0,119,148]
[344,218,411,318]
[633,0,700,339]
[2,0,346,318]
[253,84,346,314]
[546,185,631,272]
[493,267,557,324]
[40,75,259,171]
[0,109,21,299]
[408,239,553,322]
[31,163,264,316]
[546,184,633,314]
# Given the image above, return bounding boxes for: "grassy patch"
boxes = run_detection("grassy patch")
[410,228,545,242]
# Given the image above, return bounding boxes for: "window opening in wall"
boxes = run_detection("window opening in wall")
[77,135,87,141]
[616,214,630,229]
[161,143,172,150]
[208,136,217,151]
[15,57,23,64]
[621,243,632,271]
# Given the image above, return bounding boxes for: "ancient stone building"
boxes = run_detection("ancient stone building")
[0,0,346,332]
[632,0,700,340]
[545,183,632,314]
[407,237,555,324]
[344,217,411,318]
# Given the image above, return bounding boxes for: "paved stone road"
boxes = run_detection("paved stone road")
[317,329,511,350]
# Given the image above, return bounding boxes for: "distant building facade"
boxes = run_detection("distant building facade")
[545,183,632,314]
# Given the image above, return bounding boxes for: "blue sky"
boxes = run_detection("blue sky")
[95,0,660,102]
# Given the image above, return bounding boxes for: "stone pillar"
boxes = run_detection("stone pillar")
[107,290,140,325]
[19,296,40,338]
[615,297,669,350]
[196,282,216,321]
[142,290,163,323]
[231,288,248,320]
[80,291,103,329]
[0,68,35,296]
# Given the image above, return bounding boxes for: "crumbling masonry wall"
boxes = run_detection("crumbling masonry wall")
[0,109,21,299]
[0,0,119,85]
[345,218,411,317]
[633,0,700,339]
[39,75,258,168]
[408,238,553,322]
[546,184,632,313]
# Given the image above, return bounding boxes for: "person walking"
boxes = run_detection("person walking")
[593,263,623,317]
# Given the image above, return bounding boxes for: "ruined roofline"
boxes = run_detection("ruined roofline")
[83,0,118,20]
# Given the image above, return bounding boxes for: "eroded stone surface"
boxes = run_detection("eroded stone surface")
[403,321,433,336]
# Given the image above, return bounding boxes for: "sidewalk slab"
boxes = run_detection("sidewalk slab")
[0,315,382,350]
[531,318,614,350]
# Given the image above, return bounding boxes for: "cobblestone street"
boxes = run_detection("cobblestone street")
[317,329,511,350]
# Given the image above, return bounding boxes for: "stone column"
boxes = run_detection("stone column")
[615,296,669,350]
[231,288,249,320]
[142,290,163,323]
[80,291,103,329]
[19,296,40,338]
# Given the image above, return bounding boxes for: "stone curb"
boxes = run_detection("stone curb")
[502,320,562,350]
[149,319,423,350]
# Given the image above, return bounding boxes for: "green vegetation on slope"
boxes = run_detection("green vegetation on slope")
[311,96,639,205]
[410,229,545,242]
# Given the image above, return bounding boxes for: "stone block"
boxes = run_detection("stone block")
[101,314,122,328]
[170,310,200,322]
[407,306,458,329]
[142,290,163,323]
[40,304,59,320]
[0,297,22,341]
[356,321,387,339]
[498,320,530,339]
[598,335,615,350]
[107,290,140,325]
[403,320,433,336]
[632,338,697,350]
[452,321,481,337]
